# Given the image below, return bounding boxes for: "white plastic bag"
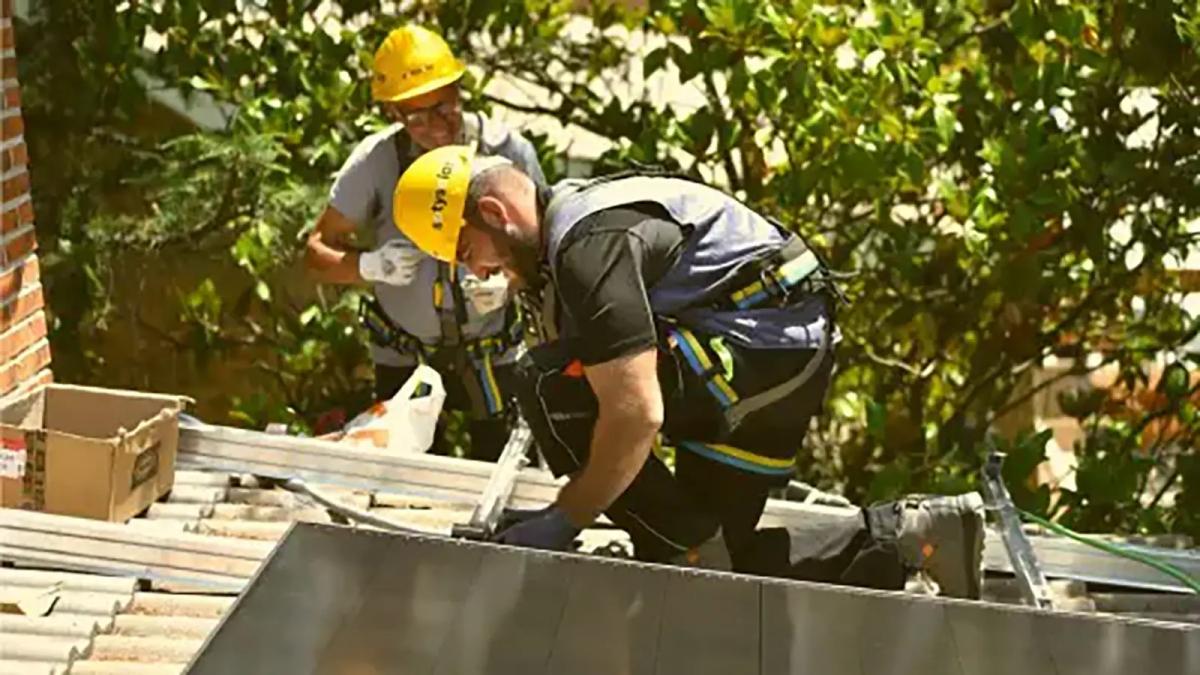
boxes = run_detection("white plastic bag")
[339,364,446,454]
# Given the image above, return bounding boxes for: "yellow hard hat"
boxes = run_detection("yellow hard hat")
[371,26,467,103]
[393,145,475,262]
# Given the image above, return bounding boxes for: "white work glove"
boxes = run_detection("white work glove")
[460,272,509,315]
[358,241,423,286]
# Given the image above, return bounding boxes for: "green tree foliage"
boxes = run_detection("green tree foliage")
[18,0,1200,534]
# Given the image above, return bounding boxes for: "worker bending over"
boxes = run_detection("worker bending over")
[392,146,986,598]
[305,26,546,460]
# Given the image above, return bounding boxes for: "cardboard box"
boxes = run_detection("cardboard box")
[0,384,184,522]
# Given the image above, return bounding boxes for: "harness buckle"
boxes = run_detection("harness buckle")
[759,267,791,305]
[358,296,431,362]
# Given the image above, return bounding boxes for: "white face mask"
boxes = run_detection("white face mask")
[460,272,509,316]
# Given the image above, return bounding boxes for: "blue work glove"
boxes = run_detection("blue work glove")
[494,506,581,552]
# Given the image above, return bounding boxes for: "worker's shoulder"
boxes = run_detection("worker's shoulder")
[558,204,673,254]
[341,123,406,170]
[475,113,533,152]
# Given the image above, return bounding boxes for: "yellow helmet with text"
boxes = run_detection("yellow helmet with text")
[371,26,467,103]
[393,145,474,262]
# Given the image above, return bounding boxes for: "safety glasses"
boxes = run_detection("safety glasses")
[397,99,461,128]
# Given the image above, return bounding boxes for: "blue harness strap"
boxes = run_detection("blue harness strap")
[467,338,507,415]
[729,247,823,310]
[665,326,739,408]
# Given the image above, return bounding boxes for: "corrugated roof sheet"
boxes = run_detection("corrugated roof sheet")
[2,464,1198,674]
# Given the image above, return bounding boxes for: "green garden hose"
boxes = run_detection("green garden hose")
[1018,509,1200,595]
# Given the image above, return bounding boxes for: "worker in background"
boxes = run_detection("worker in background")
[305,26,547,461]
[391,146,988,599]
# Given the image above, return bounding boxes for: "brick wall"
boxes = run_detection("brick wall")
[1,0,52,399]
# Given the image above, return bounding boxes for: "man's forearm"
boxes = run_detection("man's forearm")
[305,206,368,285]
[556,409,658,527]
[305,237,363,285]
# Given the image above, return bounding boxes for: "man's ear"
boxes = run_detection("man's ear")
[476,195,507,229]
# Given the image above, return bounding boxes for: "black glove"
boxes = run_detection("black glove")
[493,506,580,552]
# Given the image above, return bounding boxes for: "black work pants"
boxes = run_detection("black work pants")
[513,340,907,589]
[375,363,514,463]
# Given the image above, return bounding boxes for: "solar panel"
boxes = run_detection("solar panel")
[187,523,1199,675]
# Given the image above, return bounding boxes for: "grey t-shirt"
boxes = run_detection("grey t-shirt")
[329,113,547,366]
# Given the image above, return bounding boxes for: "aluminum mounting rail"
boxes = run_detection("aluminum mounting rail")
[178,422,561,508]
[178,423,1200,594]
[0,508,271,592]
[981,451,1054,608]
[452,417,534,540]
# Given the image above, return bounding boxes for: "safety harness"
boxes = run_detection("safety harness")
[553,170,845,437]
[727,239,828,311]
[676,441,798,477]
[654,240,837,474]
[669,225,844,426]
[355,118,524,418]
[437,263,526,417]
[359,287,523,418]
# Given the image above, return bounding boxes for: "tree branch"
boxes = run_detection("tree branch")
[851,338,927,377]
[479,92,620,146]
[133,309,186,349]
[942,348,1038,441]
[1147,468,1181,510]
[986,354,1117,424]
[701,70,743,193]
[942,17,1008,53]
